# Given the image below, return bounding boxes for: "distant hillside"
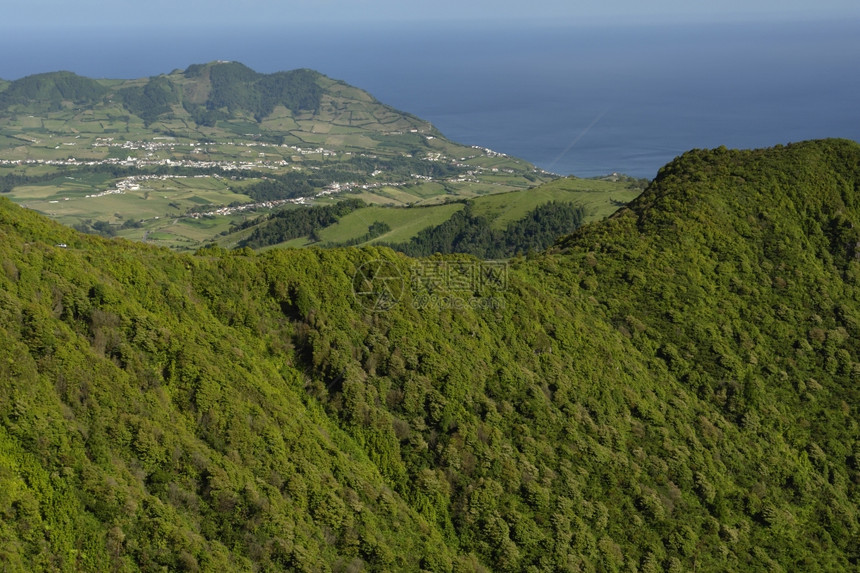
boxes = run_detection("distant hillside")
[0,71,108,111]
[0,139,858,571]
[0,62,549,248]
[222,175,645,253]
[183,63,324,120]
[0,64,322,123]
[110,63,326,126]
[235,198,586,256]
[0,62,431,130]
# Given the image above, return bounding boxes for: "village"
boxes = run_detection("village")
[0,136,509,178]
[0,131,544,236]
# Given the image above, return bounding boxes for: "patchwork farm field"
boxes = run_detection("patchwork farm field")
[0,62,644,251]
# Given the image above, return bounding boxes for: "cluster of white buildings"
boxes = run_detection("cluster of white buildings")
[85,188,125,199]
[0,155,287,172]
[189,196,309,218]
[93,137,182,152]
[471,145,509,158]
[4,134,541,226]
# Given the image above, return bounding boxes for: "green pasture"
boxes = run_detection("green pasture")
[468,176,642,229]
[125,215,243,251]
[313,175,641,247]
[8,175,252,227]
[318,202,465,245]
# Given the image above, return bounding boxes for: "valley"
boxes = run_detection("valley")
[0,62,594,251]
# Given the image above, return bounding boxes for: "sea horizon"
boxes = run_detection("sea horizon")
[1,18,858,178]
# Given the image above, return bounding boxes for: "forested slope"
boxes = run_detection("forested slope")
[0,139,858,571]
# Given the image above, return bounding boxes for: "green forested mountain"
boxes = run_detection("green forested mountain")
[0,71,108,111]
[0,64,324,121]
[1,139,858,571]
[115,63,326,125]
[184,63,324,121]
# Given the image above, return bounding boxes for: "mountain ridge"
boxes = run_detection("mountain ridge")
[0,71,108,111]
[0,62,424,128]
[0,139,858,570]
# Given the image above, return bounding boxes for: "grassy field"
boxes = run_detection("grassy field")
[234,175,644,250]
[8,176,248,222]
[469,176,642,229]
[319,202,466,244]
[6,174,254,251]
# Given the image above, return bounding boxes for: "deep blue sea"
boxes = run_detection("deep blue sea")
[2,19,858,178]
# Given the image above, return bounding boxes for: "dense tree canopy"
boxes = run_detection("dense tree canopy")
[118,76,180,125]
[188,63,324,121]
[0,139,858,571]
[383,200,585,258]
[0,71,107,111]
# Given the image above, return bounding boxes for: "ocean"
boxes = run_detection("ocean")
[2,19,858,178]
